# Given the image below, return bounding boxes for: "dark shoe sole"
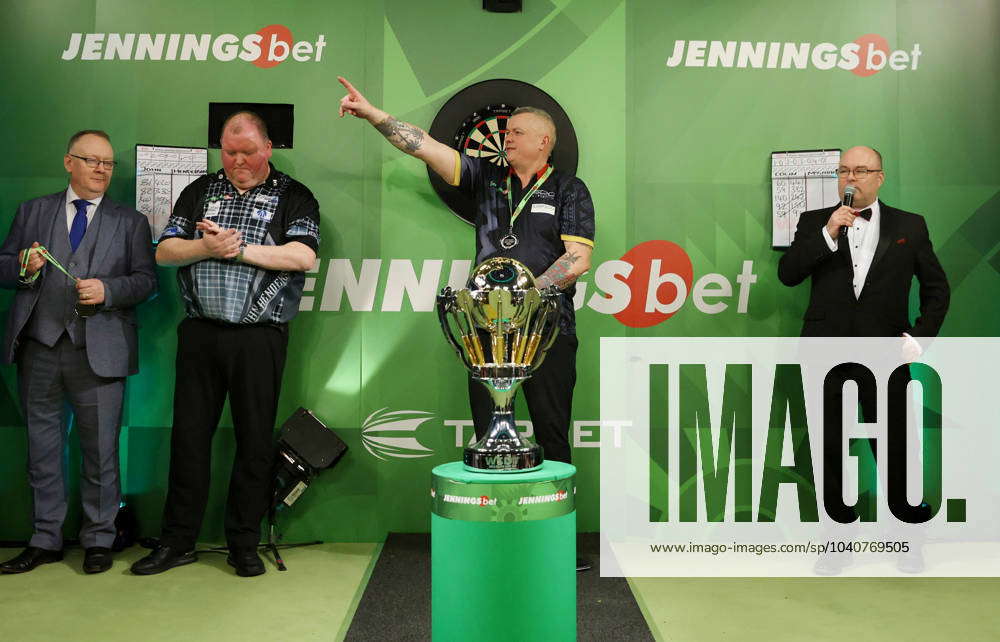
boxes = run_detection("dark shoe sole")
[130,553,197,576]
[227,555,265,577]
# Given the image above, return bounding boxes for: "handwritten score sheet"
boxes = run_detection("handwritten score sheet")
[136,145,207,241]
[771,149,841,247]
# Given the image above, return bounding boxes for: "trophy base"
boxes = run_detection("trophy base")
[463,446,543,473]
[462,410,543,473]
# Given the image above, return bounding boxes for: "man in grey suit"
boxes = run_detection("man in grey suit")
[0,130,156,574]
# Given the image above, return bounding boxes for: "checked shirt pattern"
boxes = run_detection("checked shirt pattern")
[162,171,318,324]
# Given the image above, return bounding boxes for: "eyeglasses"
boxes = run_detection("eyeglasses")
[836,167,882,178]
[69,154,117,170]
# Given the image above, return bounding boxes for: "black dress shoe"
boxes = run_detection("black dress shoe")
[130,545,197,575]
[0,546,63,574]
[83,547,113,574]
[576,556,593,572]
[227,547,265,577]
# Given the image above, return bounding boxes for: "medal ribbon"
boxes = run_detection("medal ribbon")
[19,245,80,282]
[505,164,554,233]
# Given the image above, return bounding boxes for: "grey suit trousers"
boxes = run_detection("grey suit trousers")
[18,336,124,549]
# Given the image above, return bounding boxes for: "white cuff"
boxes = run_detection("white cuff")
[821,227,838,252]
[901,332,923,361]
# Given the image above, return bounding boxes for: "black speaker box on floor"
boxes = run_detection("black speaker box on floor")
[273,408,347,508]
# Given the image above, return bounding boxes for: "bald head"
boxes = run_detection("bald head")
[220,111,273,192]
[842,146,882,168]
[838,146,885,208]
[221,110,270,142]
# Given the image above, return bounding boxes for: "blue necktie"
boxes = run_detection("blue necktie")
[70,199,90,252]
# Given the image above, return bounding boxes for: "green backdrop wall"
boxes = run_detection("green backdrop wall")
[1,0,997,543]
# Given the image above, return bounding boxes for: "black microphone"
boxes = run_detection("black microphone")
[839,185,856,238]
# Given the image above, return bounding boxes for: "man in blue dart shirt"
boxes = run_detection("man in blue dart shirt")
[337,77,595,569]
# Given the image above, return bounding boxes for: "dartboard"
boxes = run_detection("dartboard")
[455,105,515,167]
[428,79,578,226]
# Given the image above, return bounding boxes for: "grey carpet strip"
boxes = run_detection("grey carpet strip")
[345,532,653,641]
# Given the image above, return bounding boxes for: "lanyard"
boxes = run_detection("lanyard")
[19,245,79,281]
[505,164,554,230]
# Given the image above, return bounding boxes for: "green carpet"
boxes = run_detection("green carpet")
[4,544,999,641]
[0,544,378,642]
[630,577,1000,641]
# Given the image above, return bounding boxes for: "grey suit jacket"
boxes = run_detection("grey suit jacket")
[0,189,157,377]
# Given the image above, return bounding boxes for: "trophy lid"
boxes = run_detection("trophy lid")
[463,258,538,332]
[467,257,536,293]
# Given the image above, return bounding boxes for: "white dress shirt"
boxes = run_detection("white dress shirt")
[65,187,104,233]
[820,199,922,356]
[821,199,881,299]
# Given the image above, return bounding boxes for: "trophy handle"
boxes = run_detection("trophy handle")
[436,289,475,371]
[539,293,562,353]
[522,291,562,370]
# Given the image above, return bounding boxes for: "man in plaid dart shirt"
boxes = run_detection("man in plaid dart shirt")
[131,111,320,578]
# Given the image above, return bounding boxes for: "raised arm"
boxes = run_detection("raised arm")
[338,76,459,186]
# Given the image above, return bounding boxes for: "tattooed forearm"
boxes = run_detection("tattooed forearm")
[536,250,581,290]
[374,116,425,154]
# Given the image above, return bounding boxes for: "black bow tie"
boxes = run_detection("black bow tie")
[855,208,872,221]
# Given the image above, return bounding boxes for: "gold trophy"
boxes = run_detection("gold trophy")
[436,257,562,472]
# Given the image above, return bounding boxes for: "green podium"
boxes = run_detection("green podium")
[431,461,577,641]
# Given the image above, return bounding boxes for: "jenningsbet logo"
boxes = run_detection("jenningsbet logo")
[60,26,326,67]
[362,408,628,462]
[299,240,758,328]
[437,491,567,507]
[666,35,921,76]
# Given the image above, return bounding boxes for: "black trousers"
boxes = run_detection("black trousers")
[469,333,578,464]
[160,318,288,550]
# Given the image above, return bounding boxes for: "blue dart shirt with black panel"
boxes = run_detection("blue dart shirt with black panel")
[159,165,320,325]
[451,154,595,335]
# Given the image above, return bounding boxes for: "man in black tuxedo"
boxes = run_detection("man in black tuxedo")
[778,145,950,574]
[778,145,949,338]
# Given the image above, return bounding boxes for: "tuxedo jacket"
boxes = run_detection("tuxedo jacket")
[777,201,949,337]
[0,190,157,377]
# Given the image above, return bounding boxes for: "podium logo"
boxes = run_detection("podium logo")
[518,490,568,505]
[442,494,497,507]
[360,408,435,461]
[666,35,921,75]
[60,26,326,66]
